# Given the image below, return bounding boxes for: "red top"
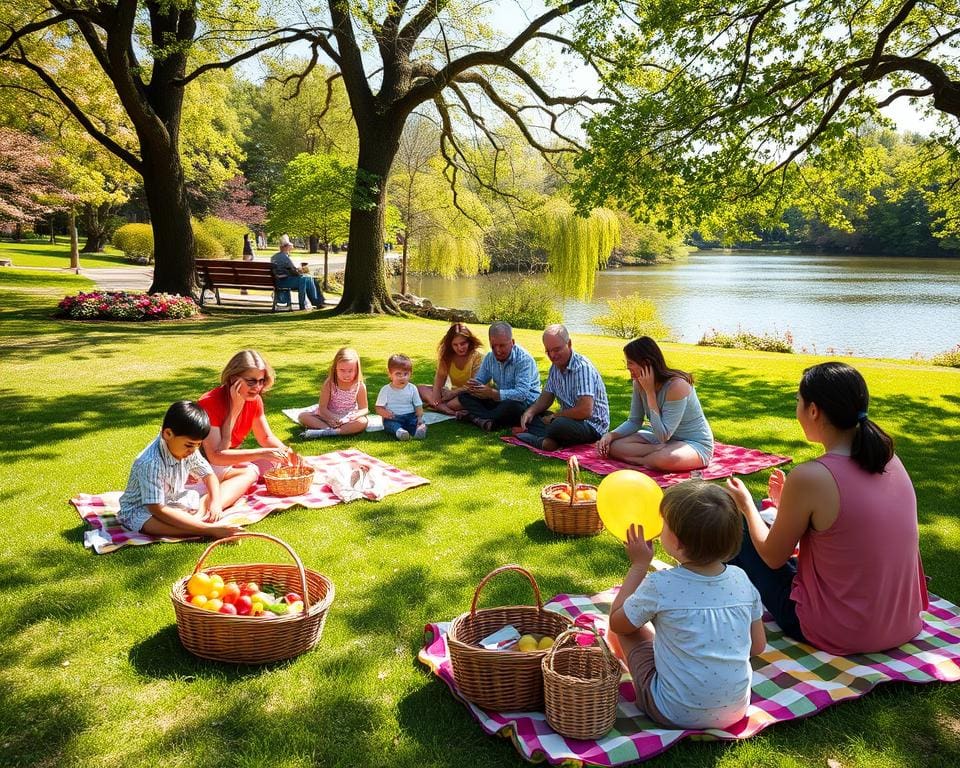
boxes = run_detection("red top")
[197,385,263,450]
[792,453,928,655]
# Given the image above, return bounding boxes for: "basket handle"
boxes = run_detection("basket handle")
[469,564,543,618]
[566,456,580,507]
[191,532,310,606]
[544,623,618,676]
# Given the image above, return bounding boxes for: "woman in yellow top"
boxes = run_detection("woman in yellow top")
[417,322,484,416]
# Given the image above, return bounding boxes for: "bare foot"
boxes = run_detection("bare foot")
[209,523,244,539]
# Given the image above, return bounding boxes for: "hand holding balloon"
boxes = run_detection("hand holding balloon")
[624,523,655,569]
[596,470,664,541]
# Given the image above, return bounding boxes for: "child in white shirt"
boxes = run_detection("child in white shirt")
[608,481,766,729]
[375,354,426,441]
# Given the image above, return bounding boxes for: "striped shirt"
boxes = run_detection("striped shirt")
[474,344,541,407]
[545,351,610,435]
[118,434,212,524]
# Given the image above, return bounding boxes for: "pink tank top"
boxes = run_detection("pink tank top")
[792,453,927,654]
[328,381,359,417]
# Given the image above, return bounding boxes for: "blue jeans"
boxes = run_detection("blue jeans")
[275,274,322,309]
[727,519,806,642]
[522,414,600,448]
[383,413,419,437]
[458,393,526,428]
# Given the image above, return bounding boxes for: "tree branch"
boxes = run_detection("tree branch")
[865,0,918,77]
[0,12,76,57]
[4,50,142,173]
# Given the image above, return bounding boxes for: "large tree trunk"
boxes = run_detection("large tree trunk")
[81,202,110,253]
[143,143,195,295]
[333,124,402,315]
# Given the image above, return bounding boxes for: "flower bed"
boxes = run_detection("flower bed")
[55,291,200,321]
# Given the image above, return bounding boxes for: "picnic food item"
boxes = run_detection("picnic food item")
[171,532,334,663]
[596,469,664,541]
[263,452,314,496]
[538,636,555,650]
[448,565,573,711]
[543,624,621,740]
[541,457,602,536]
[517,634,539,652]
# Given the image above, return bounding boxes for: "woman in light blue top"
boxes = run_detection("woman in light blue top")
[596,337,714,470]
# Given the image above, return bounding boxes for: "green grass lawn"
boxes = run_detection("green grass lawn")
[2,270,959,768]
[0,239,133,269]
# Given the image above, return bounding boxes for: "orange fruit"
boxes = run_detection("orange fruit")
[555,491,571,502]
[187,572,213,598]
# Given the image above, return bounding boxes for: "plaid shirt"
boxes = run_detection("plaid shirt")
[545,351,609,434]
[118,434,212,520]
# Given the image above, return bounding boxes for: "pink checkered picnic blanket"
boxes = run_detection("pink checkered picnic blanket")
[419,586,960,765]
[71,449,429,554]
[501,437,790,487]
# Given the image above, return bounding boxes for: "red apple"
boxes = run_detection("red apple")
[235,595,253,616]
[221,582,241,604]
[240,582,259,596]
[219,603,238,615]
[284,592,302,604]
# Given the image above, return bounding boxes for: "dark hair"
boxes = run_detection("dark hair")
[798,361,893,474]
[623,336,692,386]
[660,481,742,564]
[387,353,412,372]
[438,323,483,366]
[162,401,211,439]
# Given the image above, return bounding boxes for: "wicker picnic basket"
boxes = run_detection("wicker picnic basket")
[262,463,315,496]
[541,456,602,536]
[447,565,573,711]
[543,625,622,740]
[170,532,334,664]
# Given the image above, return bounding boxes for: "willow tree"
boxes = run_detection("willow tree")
[291,0,614,314]
[0,2,316,295]
[535,199,620,301]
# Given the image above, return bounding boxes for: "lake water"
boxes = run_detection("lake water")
[393,250,960,360]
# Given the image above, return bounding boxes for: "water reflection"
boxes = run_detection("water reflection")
[395,251,960,359]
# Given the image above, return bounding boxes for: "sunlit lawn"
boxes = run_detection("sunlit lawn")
[2,268,959,768]
[0,238,133,269]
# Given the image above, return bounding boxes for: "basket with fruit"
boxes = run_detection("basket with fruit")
[447,565,573,711]
[543,621,621,740]
[170,532,334,664]
[541,456,602,536]
[262,452,314,497]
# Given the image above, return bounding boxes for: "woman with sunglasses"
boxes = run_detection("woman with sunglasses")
[197,350,290,507]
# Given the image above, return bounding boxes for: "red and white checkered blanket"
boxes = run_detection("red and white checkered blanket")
[71,449,429,554]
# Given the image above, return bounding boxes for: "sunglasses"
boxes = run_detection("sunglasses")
[241,377,267,387]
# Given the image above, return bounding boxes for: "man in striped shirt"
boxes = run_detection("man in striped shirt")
[517,324,609,451]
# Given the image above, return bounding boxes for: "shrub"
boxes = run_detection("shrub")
[199,216,247,258]
[112,223,154,263]
[191,218,225,259]
[592,293,671,339]
[931,345,960,368]
[55,291,199,321]
[698,327,794,353]
[476,278,562,330]
[111,220,228,261]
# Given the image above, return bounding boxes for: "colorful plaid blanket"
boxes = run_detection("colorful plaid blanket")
[419,587,960,766]
[72,449,429,554]
[501,437,791,487]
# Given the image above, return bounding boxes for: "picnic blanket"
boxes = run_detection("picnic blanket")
[501,437,791,487]
[419,586,960,766]
[71,449,429,554]
[282,405,454,435]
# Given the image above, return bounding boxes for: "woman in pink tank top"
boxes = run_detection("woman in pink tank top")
[726,362,927,655]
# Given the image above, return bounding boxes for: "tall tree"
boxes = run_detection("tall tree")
[0,127,69,227]
[291,0,613,313]
[268,153,359,290]
[574,0,960,228]
[0,2,315,294]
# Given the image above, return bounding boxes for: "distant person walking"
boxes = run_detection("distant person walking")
[240,233,256,294]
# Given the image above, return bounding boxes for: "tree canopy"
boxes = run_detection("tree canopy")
[574,0,960,234]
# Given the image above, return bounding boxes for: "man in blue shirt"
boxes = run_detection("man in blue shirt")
[517,324,609,451]
[458,321,541,431]
[270,234,323,310]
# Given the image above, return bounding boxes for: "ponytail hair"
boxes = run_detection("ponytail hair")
[798,362,894,474]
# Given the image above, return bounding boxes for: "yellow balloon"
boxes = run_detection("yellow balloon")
[596,470,664,542]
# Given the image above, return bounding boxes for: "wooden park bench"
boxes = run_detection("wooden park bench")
[0,257,12,267]
[194,259,292,312]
